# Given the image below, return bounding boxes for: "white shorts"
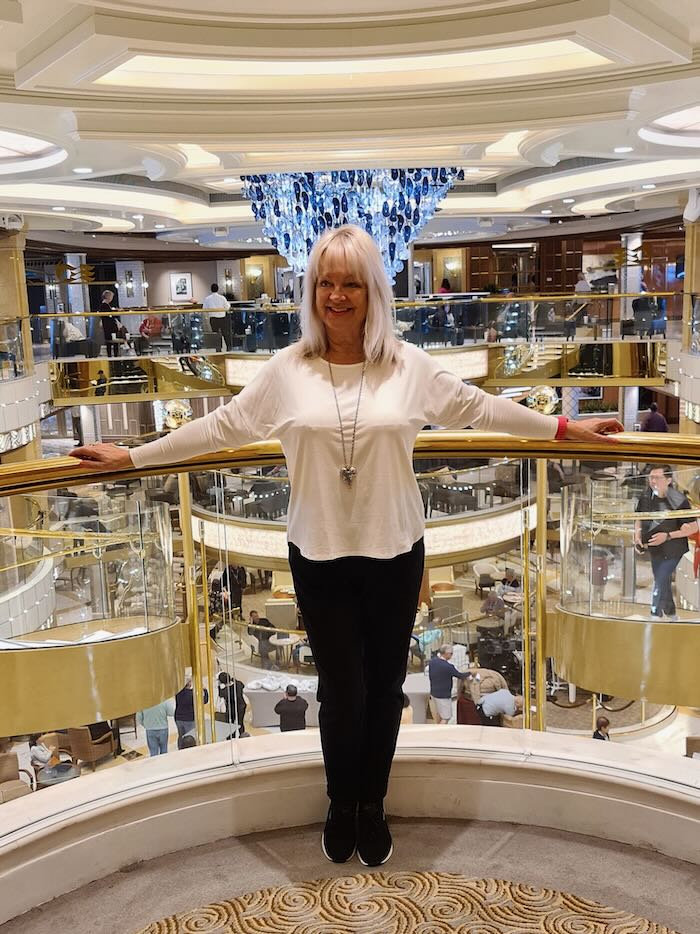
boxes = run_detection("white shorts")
[432,697,453,722]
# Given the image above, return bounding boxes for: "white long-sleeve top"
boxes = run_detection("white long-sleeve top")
[130,342,558,560]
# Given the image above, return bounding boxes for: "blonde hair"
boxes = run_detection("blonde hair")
[297,225,400,364]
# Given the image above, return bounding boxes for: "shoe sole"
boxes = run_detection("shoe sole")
[357,842,393,867]
[321,832,355,864]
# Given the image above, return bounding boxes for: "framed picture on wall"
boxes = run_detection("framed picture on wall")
[125,269,134,298]
[169,272,193,302]
[580,386,603,400]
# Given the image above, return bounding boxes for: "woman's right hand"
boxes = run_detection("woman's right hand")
[69,443,133,471]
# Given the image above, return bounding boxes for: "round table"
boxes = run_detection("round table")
[36,764,81,789]
[269,633,301,667]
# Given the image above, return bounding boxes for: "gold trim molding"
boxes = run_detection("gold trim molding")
[0,621,189,735]
[549,608,700,707]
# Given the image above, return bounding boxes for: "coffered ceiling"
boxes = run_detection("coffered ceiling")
[0,0,698,244]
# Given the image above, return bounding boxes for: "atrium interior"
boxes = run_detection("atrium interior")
[0,1,699,932]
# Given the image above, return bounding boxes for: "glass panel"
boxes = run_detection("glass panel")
[0,319,26,380]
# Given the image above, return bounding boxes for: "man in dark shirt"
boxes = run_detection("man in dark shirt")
[218,672,248,738]
[635,466,697,619]
[174,678,209,749]
[274,684,309,732]
[248,609,275,669]
[592,715,610,741]
[641,402,668,432]
[427,645,471,724]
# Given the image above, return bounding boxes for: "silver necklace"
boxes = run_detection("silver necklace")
[328,359,366,487]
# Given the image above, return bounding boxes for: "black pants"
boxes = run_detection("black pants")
[210,316,232,350]
[288,538,424,805]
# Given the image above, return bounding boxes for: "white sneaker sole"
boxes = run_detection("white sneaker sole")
[321,832,355,864]
[358,842,393,867]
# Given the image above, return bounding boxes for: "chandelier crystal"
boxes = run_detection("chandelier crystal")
[241,167,465,281]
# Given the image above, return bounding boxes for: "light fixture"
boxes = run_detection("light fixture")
[247,265,262,279]
[562,198,576,204]
[72,167,93,174]
[540,209,552,215]
[465,168,481,174]
[614,146,634,153]
[194,237,200,243]
[641,183,656,190]
[154,223,165,229]
[223,177,236,183]
[143,281,149,289]
[52,206,65,211]
[132,213,144,220]
[242,167,465,279]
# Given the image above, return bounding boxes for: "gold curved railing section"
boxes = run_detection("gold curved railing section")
[2,430,700,734]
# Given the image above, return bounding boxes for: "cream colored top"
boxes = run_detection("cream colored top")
[130,342,558,560]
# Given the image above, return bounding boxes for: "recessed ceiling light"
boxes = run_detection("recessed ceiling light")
[194,238,200,243]
[132,213,144,220]
[641,183,656,190]
[72,166,93,174]
[614,146,634,153]
[465,168,481,174]
[52,206,65,211]
[562,197,576,204]
[540,209,553,215]
[154,223,165,229]
[223,177,236,183]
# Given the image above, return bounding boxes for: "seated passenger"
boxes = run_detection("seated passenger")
[464,668,508,705]
[480,591,506,619]
[28,733,57,769]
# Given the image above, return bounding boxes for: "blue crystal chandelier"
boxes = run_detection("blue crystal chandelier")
[241,167,465,281]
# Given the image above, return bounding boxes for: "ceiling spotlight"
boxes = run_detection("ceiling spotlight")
[465,168,481,174]
[562,198,576,204]
[154,223,165,229]
[641,183,656,190]
[540,209,553,215]
[194,238,200,243]
[614,146,634,153]
[223,177,236,183]
[72,167,93,174]
[52,206,65,211]
[132,213,144,220]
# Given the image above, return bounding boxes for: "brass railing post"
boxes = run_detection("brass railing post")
[521,487,532,731]
[199,520,219,743]
[178,473,205,745]
[534,459,549,731]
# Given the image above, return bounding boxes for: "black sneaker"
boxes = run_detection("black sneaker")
[321,802,357,863]
[357,802,393,867]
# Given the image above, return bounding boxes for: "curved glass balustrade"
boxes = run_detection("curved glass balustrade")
[0,432,698,835]
[0,319,26,381]
[29,292,679,366]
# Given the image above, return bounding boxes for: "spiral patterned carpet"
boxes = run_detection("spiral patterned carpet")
[134,871,679,933]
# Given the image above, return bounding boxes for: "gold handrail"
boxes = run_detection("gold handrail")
[2,431,700,497]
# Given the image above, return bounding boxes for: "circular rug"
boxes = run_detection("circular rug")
[135,871,679,933]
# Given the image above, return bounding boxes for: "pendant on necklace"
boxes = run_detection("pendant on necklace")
[340,466,357,487]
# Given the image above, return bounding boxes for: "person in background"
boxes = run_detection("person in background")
[593,715,611,740]
[574,271,592,293]
[28,733,57,770]
[174,678,209,749]
[642,402,668,432]
[248,609,275,669]
[94,369,107,396]
[498,568,520,595]
[400,693,413,725]
[485,321,499,343]
[99,289,122,358]
[203,283,232,350]
[180,735,197,749]
[428,645,471,724]
[634,465,698,619]
[591,549,609,604]
[274,684,309,732]
[465,668,508,705]
[218,672,248,738]
[438,278,452,294]
[480,590,507,621]
[137,699,175,756]
[478,688,523,720]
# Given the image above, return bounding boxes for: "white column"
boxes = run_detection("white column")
[65,252,90,335]
[619,232,643,319]
[407,245,416,300]
[79,404,102,444]
[620,386,640,431]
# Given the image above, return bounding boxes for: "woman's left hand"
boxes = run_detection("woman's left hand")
[564,417,624,443]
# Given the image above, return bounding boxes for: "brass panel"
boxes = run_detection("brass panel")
[0,621,189,735]
[549,608,700,707]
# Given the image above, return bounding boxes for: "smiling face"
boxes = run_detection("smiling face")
[315,261,368,348]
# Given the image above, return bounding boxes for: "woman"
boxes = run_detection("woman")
[99,289,122,358]
[28,733,57,770]
[71,225,621,867]
[438,277,452,294]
